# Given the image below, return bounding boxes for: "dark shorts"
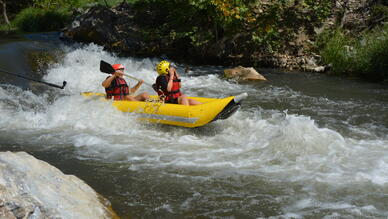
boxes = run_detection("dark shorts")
[165,98,179,104]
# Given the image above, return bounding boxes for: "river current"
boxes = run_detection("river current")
[0,33,387,218]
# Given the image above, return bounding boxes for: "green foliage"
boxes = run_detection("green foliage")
[133,0,334,55]
[354,24,388,81]
[315,28,337,51]
[321,25,388,81]
[370,4,388,23]
[1,0,33,19]
[32,0,136,9]
[0,24,13,32]
[33,0,82,10]
[303,0,332,24]
[321,29,355,75]
[10,0,128,32]
[13,7,70,32]
[133,0,216,48]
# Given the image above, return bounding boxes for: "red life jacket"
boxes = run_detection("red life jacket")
[105,77,129,100]
[154,75,181,102]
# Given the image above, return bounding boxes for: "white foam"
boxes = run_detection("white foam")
[283,197,380,218]
[1,44,388,190]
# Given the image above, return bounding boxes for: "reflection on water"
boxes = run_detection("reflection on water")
[1,34,388,218]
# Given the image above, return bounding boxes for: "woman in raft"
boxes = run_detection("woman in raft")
[153,60,201,105]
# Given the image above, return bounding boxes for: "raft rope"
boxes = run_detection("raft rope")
[143,97,165,114]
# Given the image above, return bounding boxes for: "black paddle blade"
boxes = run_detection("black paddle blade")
[100,60,115,73]
[61,81,67,89]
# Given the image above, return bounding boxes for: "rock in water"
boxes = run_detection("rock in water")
[0,151,117,219]
[224,66,267,82]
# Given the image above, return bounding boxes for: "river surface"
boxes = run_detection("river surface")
[0,33,387,218]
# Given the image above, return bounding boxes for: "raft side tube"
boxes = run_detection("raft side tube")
[212,92,248,121]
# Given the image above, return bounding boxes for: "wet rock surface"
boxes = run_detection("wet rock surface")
[0,151,117,219]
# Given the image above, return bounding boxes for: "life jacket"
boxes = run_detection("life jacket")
[154,75,181,102]
[105,77,129,100]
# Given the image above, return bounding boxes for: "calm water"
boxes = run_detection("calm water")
[1,33,387,218]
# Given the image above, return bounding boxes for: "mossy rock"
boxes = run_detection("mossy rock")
[27,50,64,75]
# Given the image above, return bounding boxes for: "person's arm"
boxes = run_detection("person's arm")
[130,80,144,93]
[167,67,181,91]
[102,74,116,88]
[174,68,182,88]
[167,75,174,91]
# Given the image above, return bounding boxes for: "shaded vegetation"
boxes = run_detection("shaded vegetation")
[13,7,70,32]
[133,0,334,55]
[2,0,388,81]
[132,0,387,81]
[321,24,388,82]
[1,0,127,32]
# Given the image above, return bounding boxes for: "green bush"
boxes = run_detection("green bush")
[13,7,70,32]
[10,0,135,32]
[321,25,388,81]
[32,0,127,10]
[133,0,334,55]
[354,24,388,81]
[321,29,355,75]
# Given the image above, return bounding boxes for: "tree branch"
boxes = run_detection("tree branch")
[0,0,11,32]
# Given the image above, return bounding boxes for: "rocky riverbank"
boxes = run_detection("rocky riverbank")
[61,0,386,73]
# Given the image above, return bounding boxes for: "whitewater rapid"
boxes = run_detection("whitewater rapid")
[1,43,388,218]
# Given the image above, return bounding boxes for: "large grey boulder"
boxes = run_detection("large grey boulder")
[62,3,144,55]
[0,151,117,219]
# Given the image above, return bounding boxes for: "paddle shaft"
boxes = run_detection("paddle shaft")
[100,60,152,87]
[122,73,152,87]
[0,68,67,89]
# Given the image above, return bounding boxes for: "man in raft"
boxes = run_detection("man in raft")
[153,60,201,105]
[102,64,150,101]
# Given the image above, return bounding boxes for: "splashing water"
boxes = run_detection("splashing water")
[1,42,388,218]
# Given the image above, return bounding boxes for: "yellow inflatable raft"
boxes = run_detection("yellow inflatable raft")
[82,92,248,128]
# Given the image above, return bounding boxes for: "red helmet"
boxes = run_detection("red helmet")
[112,64,124,71]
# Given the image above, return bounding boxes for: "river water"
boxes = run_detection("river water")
[0,33,387,218]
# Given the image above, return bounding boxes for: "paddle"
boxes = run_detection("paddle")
[100,60,152,87]
[0,68,67,89]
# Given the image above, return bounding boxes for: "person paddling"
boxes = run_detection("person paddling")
[102,64,149,101]
[153,60,201,105]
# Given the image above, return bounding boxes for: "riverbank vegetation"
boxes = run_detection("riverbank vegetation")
[321,24,388,81]
[130,0,388,82]
[1,0,387,82]
[13,7,69,32]
[132,0,333,59]
[0,0,125,32]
